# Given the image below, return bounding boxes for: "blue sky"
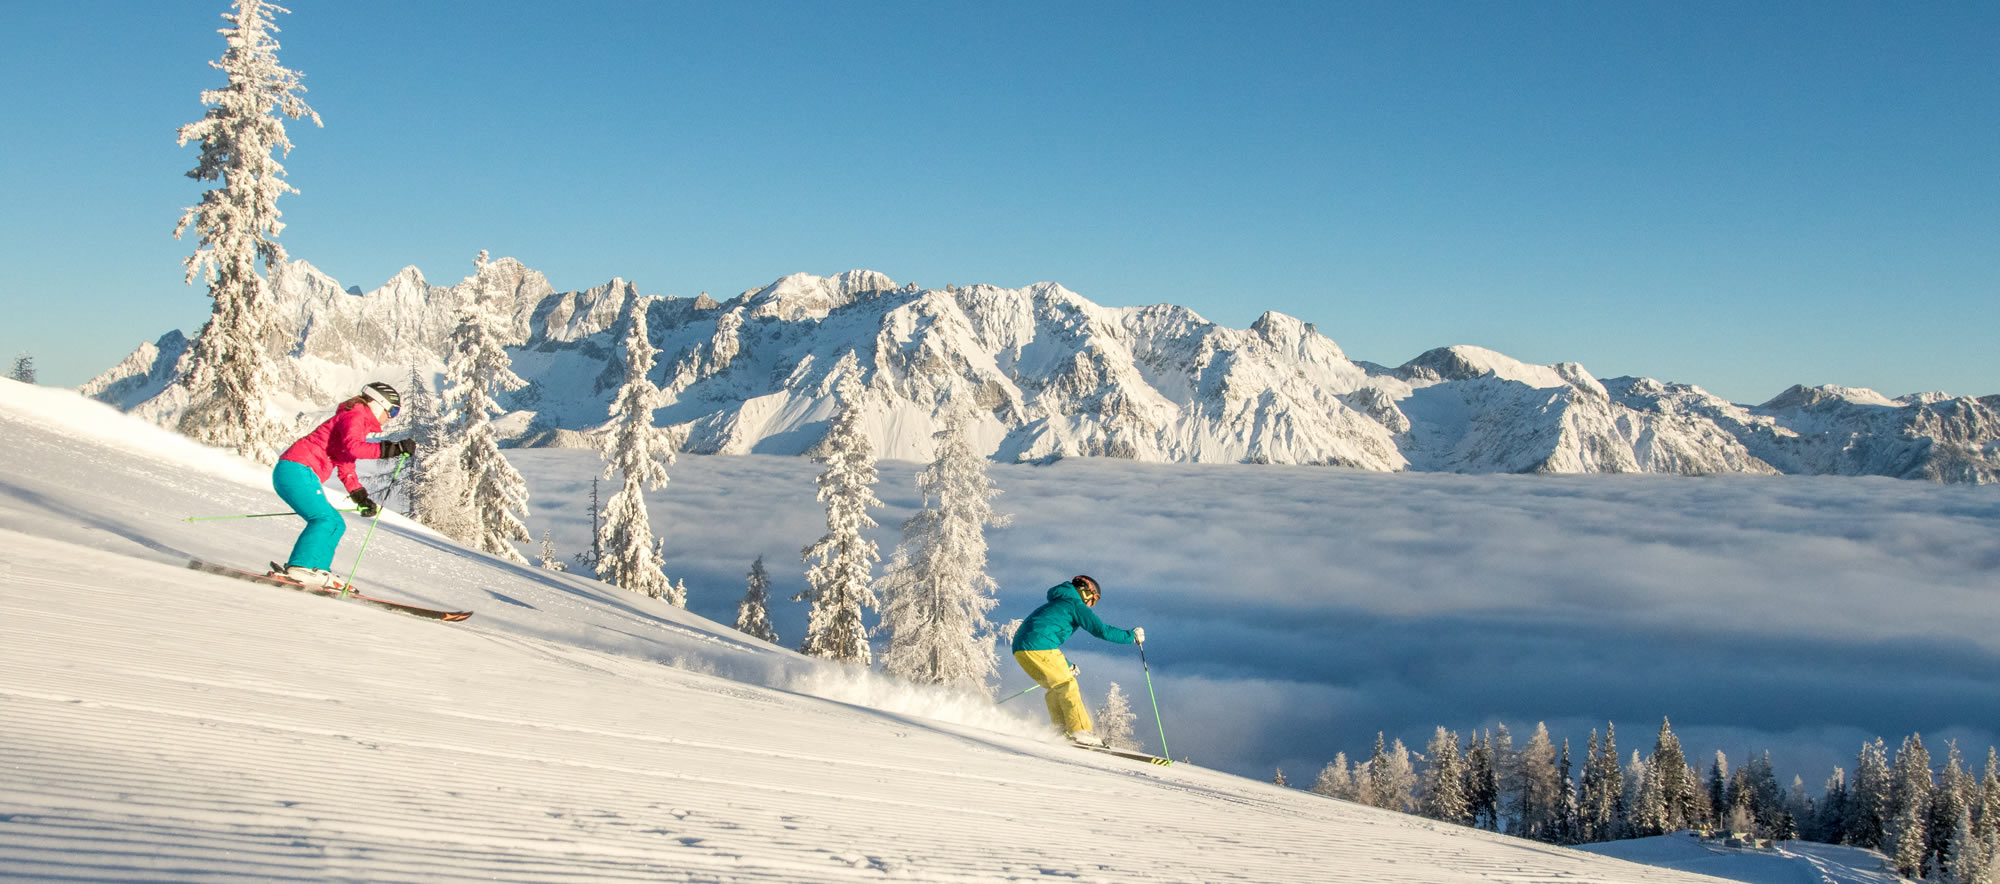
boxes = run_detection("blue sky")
[3,1,1994,402]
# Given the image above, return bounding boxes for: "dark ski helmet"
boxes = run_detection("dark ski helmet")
[1072,575,1100,605]
[361,382,401,417]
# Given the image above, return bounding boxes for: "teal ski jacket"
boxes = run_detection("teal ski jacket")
[1011,581,1136,652]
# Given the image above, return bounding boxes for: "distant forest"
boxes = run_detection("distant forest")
[1283,720,1998,882]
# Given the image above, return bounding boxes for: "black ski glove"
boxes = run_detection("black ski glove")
[379,438,416,459]
[349,488,380,518]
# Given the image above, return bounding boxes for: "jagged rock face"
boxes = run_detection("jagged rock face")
[85,262,1998,483]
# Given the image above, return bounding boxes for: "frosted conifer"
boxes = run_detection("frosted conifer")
[8,354,34,384]
[1382,738,1419,813]
[1095,682,1138,750]
[1555,741,1583,845]
[172,0,320,461]
[440,256,530,562]
[1628,750,1665,837]
[596,296,680,603]
[795,353,883,663]
[1933,743,1974,877]
[572,478,603,574]
[1578,725,1625,842]
[1649,718,1694,832]
[1706,752,1731,834]
[537,531,567,572]
[1814,767,1850,844]
[1421,727,1471,824]
[1887,734,1933,879]
[735,556,779,643]
[1514,723,1561,841]
[1848,737,1893,848]
[1466,732,1500,831]
[877,402,1009,689]
[1310,753,1356,801]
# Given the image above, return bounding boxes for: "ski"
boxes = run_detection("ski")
[185,560,474,622]
[1074,743,1173,766]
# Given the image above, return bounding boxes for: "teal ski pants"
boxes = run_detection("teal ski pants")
[273,460,345,571]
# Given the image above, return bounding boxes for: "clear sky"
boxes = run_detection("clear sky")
[3,1,1994,402]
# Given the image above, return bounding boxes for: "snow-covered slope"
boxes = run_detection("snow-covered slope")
[83,260,1999,482]
[0,380,1738,883]
[1580,833,1910,884]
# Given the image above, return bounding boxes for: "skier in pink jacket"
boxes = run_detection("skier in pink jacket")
[270,382,414,587]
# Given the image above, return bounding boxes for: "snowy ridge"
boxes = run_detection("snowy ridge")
[85,260,1999,482]
[0,379,1739,883]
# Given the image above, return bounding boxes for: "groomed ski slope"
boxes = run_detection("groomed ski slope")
[0,379,1735,883]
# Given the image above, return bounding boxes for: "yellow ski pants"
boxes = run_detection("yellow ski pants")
[1013,649,1092,735]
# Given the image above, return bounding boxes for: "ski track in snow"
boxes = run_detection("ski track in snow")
[0,382,1737,882]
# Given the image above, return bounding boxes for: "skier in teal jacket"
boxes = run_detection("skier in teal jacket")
[1010,575,1143,747]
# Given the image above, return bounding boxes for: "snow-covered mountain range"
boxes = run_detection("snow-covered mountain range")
[85,259,1999,482]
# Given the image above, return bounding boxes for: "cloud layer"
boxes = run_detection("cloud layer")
[513,451,2000,786]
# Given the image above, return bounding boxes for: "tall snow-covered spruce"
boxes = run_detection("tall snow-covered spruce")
[795,352,883,664]
[397,366,444,521]
[735,556,779,644]
[596,295,682,604]
[8,354,34,384]
[172,0,320,460]
[876,403,1010,690]
[438,252,532,563]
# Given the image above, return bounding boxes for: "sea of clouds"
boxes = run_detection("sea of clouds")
[506,449,2000,787]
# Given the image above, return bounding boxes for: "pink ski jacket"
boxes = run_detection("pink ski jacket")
[279,401,385,493]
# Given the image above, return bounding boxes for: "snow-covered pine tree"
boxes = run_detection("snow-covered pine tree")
[1421,727,1471,825]
[1706,751,1731,834]
[1379,738,1418,813]
[1812,767,1850,844]
[1577,728,1617,842]
[1980,747,2000,842]
[537,531,567,572]
[8,353,34,384]
[1310,754,1356,801]
[1849,737,1893,848]
[1274,768,1288,787]
[1939,802,1987,884]
[1095,682,1139,750]
[596,295,680,603]
[735,556,779,644]
[394,365,441,520]
[1466,731,1501,831]
[1623,751,1653,837]
[1629,743,1670,837]
[440,255,531,562]
[795,353,883,664]
[172,0,320,461]
[572,478,603,574]
[1555,740,1583,845]
[1513,722,1561,841]
[1492,724,1517,831]
[876,402,1008,689]
[1887,734,1934,879]
[1932,743,1974,878]
[1648,717,1693,833]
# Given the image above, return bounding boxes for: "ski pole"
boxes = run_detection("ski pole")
[1138,639,1172,762]
[996,684,1042,705]
[338,455,406,598]
[184,509,360,522]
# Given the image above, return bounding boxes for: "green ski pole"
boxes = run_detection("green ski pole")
[1138,638,1172,762]
[184,509,359,522]
[996,684,1042,705]
[338,455,406,599]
